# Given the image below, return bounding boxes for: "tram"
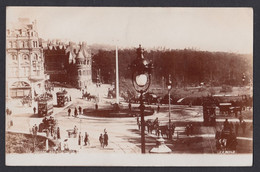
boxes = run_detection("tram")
[37,93,53,117]
[56,89,69,107]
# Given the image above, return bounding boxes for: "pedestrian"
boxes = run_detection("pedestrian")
[128,102,132,111]
[186,124,190,136]
[78,132,81,145]
[33,107,36,115]
[241,120,246,134]
[95,103,98,110]
[84,132,89,145]
[99,133,104,147]
[78,106,82,115]
[57,127,60,139]
[46,128,50,137]
[190,123,193,135]
[74,107,78,117]
[32,125,35,135]
[69,95,71,101]
[239,115,243,124]
[104,132,108,147]
[235,122,239,135]
[68,108,71,116]
[34,124,38,135]
[157,104,160,113]
[74,125,78,135]
[137,118,141,130]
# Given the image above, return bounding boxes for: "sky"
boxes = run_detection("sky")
[6,7,253,53]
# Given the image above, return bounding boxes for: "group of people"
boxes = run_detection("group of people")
[68,106,82,117]
[31,124,38,135]
[99,129,109,148]
[76,128,109,149]
[41,116,59,138]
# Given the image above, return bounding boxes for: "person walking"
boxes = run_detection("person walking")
[78,132,81,145]
[68,108,71,117]
[239,115,243,124]
[99,133,104,148]
[33,107,36,115]
[57,127,60,139]
[104,132,108,147]
[74,107,78,117]
[34,124,38,135]
[95,103,98,110]
[186,124,190,136]
[128,102,132,111]
[32,125,35,135]
[190,123,193,135]
[78,106,82,115]
[157,104,160,113]
[84,132,90,146]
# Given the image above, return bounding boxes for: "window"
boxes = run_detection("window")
[11,90,16,97]
[78,70,82,76]
[22,67,29,77]
[17,90,24,97]
[13,42,17,48]
[12,54,17,61]
[33,53,38,61]
[8,41,12,48]
[22,54,29,61]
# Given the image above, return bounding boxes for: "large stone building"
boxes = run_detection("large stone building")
[44,41,92,89]
[6,18,47,100]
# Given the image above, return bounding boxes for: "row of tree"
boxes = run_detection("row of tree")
[92,48,252,87]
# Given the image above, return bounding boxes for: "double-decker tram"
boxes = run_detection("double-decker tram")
[37,93,54,117]
[56,89,69,107]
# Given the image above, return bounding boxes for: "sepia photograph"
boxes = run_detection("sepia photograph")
[5,7,253,166]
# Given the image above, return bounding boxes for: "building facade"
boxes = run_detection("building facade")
[44,42,68,82]
[44,41,92,89]
[6,18,47,100]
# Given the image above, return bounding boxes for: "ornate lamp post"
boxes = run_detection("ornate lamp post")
[166,74,173,140]
[130,45,152,154]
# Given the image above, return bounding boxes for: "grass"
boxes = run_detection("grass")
[6,132,56,154]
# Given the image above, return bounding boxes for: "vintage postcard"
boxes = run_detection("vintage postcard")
[5,7,253,166]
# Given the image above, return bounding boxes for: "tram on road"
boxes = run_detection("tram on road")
[56,89,69,107]
[37,93,53,117]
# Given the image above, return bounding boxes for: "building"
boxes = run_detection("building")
[6,18,47,101]
[44,41,92,89]
[44,41,68,82]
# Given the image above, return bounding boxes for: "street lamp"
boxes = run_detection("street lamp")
[130,44,153,154]
[166,74,172,140]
